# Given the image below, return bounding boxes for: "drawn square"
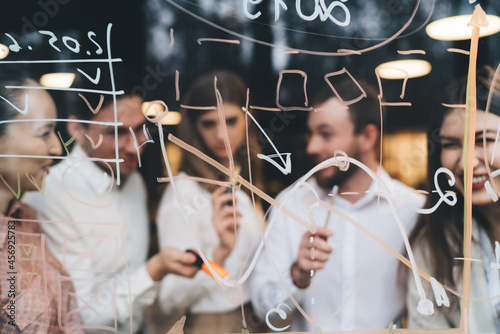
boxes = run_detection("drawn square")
[59,276,117,332]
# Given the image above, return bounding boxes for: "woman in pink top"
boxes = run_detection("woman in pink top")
[0,66,84,333]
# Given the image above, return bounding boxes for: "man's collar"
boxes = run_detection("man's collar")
[364,167,392,200]
[313,167,393,206]
[68,144,114,195]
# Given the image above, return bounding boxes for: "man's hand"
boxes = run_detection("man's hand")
[291,227,333,289]
[146,247,200,281]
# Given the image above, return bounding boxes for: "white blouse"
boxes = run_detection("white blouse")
[156,172,263,314]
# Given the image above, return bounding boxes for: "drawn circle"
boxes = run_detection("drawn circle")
[142,100,169,124]
[27,46,33,50]
[62,36,81,53]
[86,50,91,55]
[265,303,292,331]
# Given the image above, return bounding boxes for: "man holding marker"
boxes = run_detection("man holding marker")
[23,68,199,334]
[251,79,424,332]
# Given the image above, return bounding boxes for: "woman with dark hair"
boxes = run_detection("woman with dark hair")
[0,66,83,333]
[407,66,500,332]
[155,71,264,333]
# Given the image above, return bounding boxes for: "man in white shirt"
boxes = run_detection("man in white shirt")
[23,70,198,333]
[251,79,425,332]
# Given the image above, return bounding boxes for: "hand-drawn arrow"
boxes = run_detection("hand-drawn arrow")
[460,4,489,329]
[242,107,292,175]
[166,315,186,334]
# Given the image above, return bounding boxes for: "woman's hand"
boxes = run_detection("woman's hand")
[211,186,241,266]
[146,247,199,281]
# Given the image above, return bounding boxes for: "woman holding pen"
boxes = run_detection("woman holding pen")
[154,71,265,333]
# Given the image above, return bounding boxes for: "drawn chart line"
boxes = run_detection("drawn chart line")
[197,38,240,45]
[0,118,122,126]
[0,155,123,162]
[0,59,122,64]
[5,86,124,95]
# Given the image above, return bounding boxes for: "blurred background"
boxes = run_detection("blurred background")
[0,0,499,201]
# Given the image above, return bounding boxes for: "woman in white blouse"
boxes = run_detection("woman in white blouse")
[155,71,265,333]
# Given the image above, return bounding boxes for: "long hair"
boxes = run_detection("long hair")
[178,71,263,199]
[408,65,500,293]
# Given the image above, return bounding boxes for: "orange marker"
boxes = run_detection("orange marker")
[186,249,229,279]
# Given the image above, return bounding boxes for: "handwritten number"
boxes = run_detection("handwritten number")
[242,0,263,20]
[62,36,81,53]
[39,30,61,52]
[265,303,292,332]
[283,0,351,25]
[417,167,457,214]
[319,0,350,26]
[88,31,103,55]
[296,0,322,21]
[4,33,21,52]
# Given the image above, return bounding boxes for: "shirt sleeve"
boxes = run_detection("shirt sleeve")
[22,178,158,332]
[155,182,223,314]
[250,192,308,322]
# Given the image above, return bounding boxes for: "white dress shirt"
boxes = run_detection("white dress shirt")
[156,172,262,314]
[251,169,424,332]
[23,145,156,334]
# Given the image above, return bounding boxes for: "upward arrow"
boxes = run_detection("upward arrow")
[467,4,489,28]
[460,3,489,330]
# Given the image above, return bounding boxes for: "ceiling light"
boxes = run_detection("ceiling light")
[40,73,76,88]
[376,60,432,80]
[426,14,500,41]
[0,44,9,60]
[143,101,181,125]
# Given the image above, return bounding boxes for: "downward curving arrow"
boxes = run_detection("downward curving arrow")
[242,107,292,175]
[460,4,489,328]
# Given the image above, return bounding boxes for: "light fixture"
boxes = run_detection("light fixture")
[143,101,181,125]
[376,60,432,80]
[426,14,500,41]
[0,43,9,60]
[382,131,427,188]
[40,73,76,88]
